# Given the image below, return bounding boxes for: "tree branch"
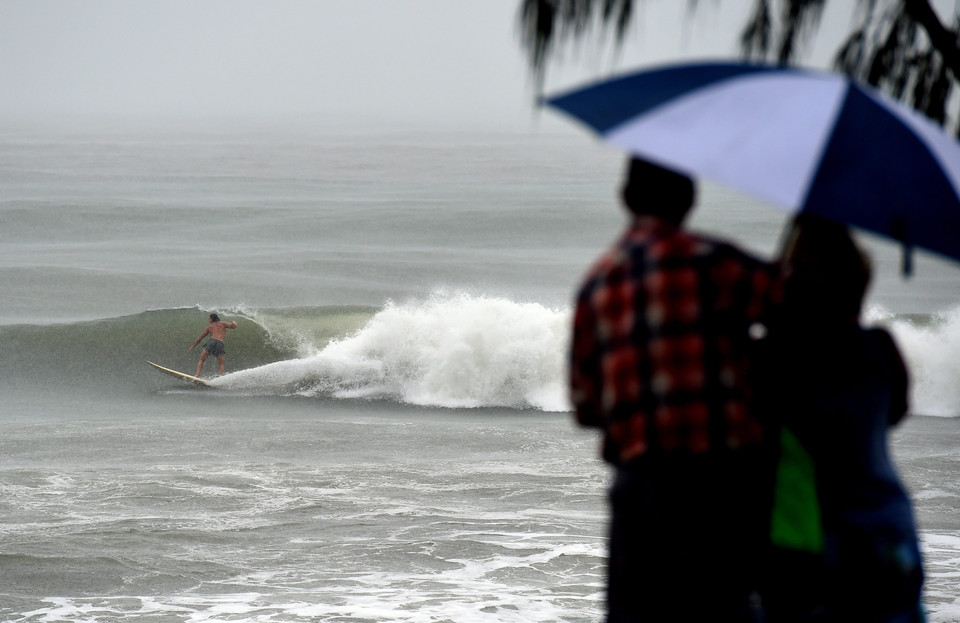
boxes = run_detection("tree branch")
[903,0,960,79]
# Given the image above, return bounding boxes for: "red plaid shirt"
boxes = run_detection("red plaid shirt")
[571,216,775,465]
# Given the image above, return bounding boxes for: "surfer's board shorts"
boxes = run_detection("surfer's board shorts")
[203,339,226,357]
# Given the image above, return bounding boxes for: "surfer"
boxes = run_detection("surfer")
[189,313,237,377]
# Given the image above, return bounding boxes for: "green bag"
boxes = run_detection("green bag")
[769,427,824,553]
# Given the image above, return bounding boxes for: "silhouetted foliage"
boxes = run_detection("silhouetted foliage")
[519,0,960,135]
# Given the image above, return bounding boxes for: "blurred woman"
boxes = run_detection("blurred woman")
[757,214,925,622]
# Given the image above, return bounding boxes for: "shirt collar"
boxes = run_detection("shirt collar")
[626,215,682,238]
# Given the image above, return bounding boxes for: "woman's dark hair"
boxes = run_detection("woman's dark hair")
[781,214,871,323]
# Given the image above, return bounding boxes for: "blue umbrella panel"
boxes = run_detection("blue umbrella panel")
[544,62,960,269]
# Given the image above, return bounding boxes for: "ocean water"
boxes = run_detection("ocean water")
[1,121,959,622]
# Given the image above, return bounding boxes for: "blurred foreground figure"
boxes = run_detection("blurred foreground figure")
[757,214,925,622]
[570,157,776,622]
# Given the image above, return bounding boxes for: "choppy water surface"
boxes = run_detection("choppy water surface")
[1,126,959,621]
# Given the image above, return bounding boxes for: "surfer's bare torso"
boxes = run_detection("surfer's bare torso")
[205,321,235,342]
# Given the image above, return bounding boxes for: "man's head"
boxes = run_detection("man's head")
[209,313,220,323]
[620,157,696,225]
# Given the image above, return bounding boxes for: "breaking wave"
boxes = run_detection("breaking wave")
[1,293,956,415]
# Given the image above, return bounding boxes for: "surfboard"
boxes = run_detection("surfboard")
[146,360,211,388]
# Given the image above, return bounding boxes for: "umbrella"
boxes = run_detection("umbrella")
[543,61,960,274]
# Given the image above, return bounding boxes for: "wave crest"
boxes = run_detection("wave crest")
[871,306,960,417]
[216,294,572,411]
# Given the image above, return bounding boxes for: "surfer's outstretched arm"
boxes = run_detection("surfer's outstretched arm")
[188,328,210,352]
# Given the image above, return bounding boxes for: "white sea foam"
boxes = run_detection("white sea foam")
[869,305,960,416]
[217,293,572,411]
[920,531,960,621]
[217,295,960,416]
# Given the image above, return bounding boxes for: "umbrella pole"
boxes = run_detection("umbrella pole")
[892,219,913,278]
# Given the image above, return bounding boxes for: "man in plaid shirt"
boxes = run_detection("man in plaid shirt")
[571,158,776,622]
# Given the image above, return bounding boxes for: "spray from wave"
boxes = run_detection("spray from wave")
[870,306,960,417]
[215,293,572,412]
[211,296,960,415]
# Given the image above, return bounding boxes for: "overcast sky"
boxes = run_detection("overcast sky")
[0,1,865,130]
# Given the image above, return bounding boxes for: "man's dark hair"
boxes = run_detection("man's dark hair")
[621,157,696,224]
[209,313,220,322]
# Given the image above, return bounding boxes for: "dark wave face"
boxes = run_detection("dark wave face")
[0,305,375,397]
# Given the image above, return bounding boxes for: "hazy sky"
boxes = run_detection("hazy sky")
[0,1,861,130]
